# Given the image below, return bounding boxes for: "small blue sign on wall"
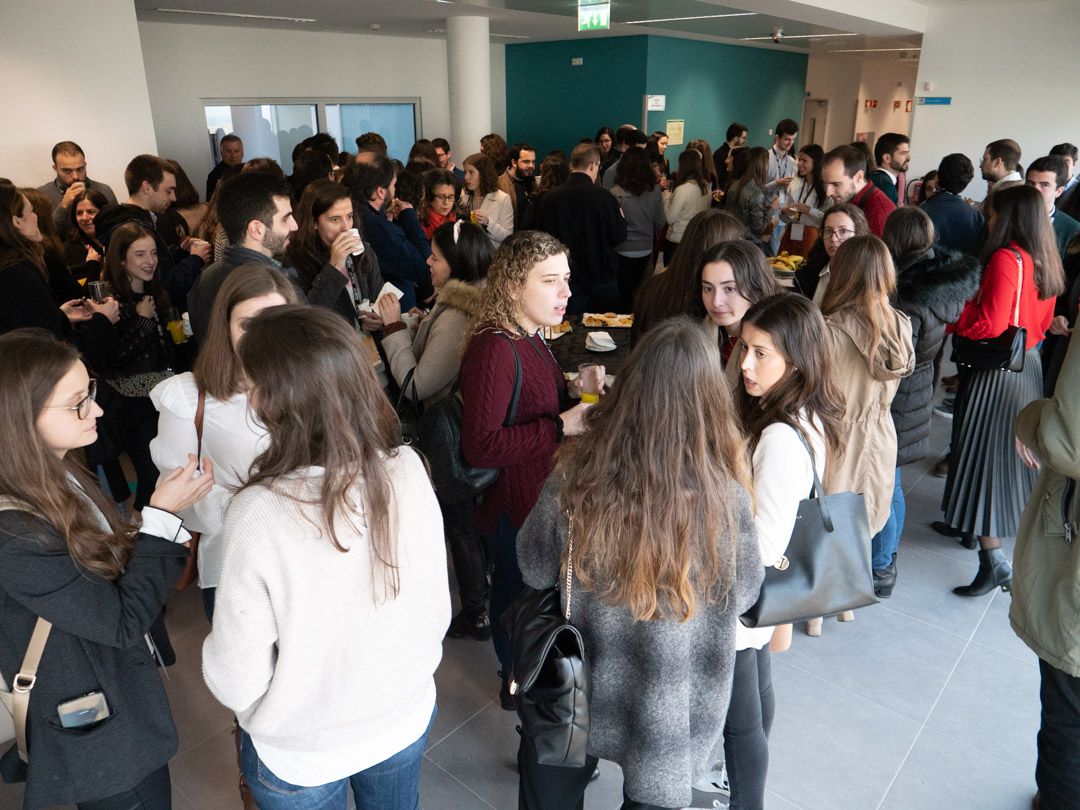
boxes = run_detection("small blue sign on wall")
[917,96,952,106]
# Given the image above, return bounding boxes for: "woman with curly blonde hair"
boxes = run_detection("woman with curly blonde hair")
[459,230,594,707]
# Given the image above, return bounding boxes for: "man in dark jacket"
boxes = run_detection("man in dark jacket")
[186,172,310,341]
[205,133,244,200]
[921,153,984,256]
[94,155,209,314]
[536,143,627,314]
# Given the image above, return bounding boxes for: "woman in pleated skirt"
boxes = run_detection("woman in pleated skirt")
[942,185,1065,596]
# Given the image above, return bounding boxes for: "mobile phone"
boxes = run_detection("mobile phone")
[57,691,110,728]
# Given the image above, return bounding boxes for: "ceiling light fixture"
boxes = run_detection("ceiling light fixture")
[624,12,756,25]
[492,33,531,39]
[740,32,859,41]
[830,47,922,53]
[155,8,316,23]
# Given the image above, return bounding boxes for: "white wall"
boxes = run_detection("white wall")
[137,21,506,194]
[0,0,157,194]
[805,55,918,151]
[910,0,1080,197]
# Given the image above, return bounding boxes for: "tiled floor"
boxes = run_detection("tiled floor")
[1,409,1043,810]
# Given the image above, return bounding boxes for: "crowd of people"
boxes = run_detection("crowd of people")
[0,117,1077,810]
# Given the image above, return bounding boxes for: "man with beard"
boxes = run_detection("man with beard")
[186,172,304,341]
[869,133,911,205]
[980,138,1023,213]
[498,143,537,230]
[37,140,119,239]
[95,154,210,314]
[821,144,896,236]
[352,156,431,310]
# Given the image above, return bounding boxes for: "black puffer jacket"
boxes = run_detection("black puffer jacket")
[891,246,981,464]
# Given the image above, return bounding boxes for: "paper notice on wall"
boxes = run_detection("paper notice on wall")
[666,119,684,145]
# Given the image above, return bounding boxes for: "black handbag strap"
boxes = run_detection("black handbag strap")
[791,426,835,533]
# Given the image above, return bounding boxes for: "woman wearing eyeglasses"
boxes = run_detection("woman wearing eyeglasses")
[793,203,870,304]
[0,329,212,809]
[421,169,459,241]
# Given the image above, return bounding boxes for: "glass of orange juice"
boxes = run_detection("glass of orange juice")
[577,362,604,403]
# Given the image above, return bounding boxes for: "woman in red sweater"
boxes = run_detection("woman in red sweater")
[459,230,593,707]
[942,185,1064,596]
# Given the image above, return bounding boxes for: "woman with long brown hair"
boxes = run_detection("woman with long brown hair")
[940,184,1064,596]
[814,235,914,635]
[150,264,299,621]
[663,148,712,265]
[632,209,747,343]
[717,293,845,809]
[286,179,383,332]
[515,317,763,809]
[64,187,108,280]
[459,153,514,248]
[730,146,775,250]
[0,328,211,809]
[203,305,450,810]
[460,230,594,706]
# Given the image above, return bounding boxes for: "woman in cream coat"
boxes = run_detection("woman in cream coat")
[459,153,514,249]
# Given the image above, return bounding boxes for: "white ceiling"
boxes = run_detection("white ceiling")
[134,0,926,57]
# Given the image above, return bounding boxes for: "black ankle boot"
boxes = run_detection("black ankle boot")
[953,548,1012,597]
[873,564,896,598]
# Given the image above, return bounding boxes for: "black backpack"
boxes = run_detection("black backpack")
[411,333,522,503]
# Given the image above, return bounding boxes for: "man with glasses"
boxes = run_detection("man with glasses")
[535,143,627,314]
[432,138,465,185]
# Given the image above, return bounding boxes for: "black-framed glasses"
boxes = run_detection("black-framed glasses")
[824,227,855,240]
[433,194,456,202]
[43,379,97,420]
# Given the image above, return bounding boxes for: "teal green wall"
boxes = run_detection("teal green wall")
[505,36,648,158]
[505,35,808,159]
[644,37,808,153]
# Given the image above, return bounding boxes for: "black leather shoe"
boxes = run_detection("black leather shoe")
[953,548,1012,597]
[932,521,977,549]
[498,673,515,711]
[446,610,493,641]
[873,565,896,598]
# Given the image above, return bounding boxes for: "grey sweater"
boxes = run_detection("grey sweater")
[517,475,764,808]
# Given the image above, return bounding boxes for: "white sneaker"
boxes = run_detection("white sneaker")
[692,764,730,796]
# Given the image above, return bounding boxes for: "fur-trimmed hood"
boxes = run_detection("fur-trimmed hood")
[435,278,483,318]
[894,246,982,325]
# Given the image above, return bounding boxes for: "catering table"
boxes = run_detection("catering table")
[546,315,633,377]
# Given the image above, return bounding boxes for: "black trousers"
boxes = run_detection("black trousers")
[615,254,652,313]
[517,732,678,810]
[77,764,170,810]
[1036,658,1080,808]
[441,496,488,617]
[723,646,775,810]
[116,395,161,511]
[566,279,620,316]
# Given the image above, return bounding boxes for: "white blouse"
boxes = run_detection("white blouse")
[149,372,269,589]
[736,414,827,651]
[462,189,515,248]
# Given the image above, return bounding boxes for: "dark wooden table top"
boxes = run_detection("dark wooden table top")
[546,315,633,377]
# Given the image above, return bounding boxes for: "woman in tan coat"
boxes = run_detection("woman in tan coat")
[808,236,914,636]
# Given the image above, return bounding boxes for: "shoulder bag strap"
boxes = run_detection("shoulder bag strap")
[194,388,206,463]
[1010,249,1024,327]
[496,332,524,428]
[0,497,53,763]
[564,511,576,621]
[790,427,835,533]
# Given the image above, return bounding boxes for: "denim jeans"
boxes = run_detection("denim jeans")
[871,467,906,570]
[239,708,434,810]
[723,647,774,810]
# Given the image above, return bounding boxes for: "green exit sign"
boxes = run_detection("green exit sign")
[578,2,610,31]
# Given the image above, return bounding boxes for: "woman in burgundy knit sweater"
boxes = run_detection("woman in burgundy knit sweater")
[459,230,594,707]
[941,185,1064,596]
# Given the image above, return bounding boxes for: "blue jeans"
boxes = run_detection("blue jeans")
[239,708,434,810]
[871,468,906,570]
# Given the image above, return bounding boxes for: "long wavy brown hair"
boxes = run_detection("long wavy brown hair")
[0,330,133,579]
[19,188,65,259]
[556,317,753,622]
[734,294,846,459]
[471,230,568,336]
[984,184,1065,300]
[0,180,45,275]
[236,305,403,600]
[820,236,898,363]
[103,222,172,313]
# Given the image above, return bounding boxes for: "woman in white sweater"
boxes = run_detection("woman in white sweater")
[150,264,299,621]
[460,152,515,248]
[719,293,845,810]
[662,147,712,264]
[203,305,450,810]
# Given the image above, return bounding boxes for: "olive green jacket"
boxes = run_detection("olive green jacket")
[1010,331,1080,676]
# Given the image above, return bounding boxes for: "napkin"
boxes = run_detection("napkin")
[586,331,616,350]
[377,281,405,302]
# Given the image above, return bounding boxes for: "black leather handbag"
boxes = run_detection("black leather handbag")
[951,249,1026,373]
[410,333,522,503]
[504,513,591,767]
[741,431,878,628]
